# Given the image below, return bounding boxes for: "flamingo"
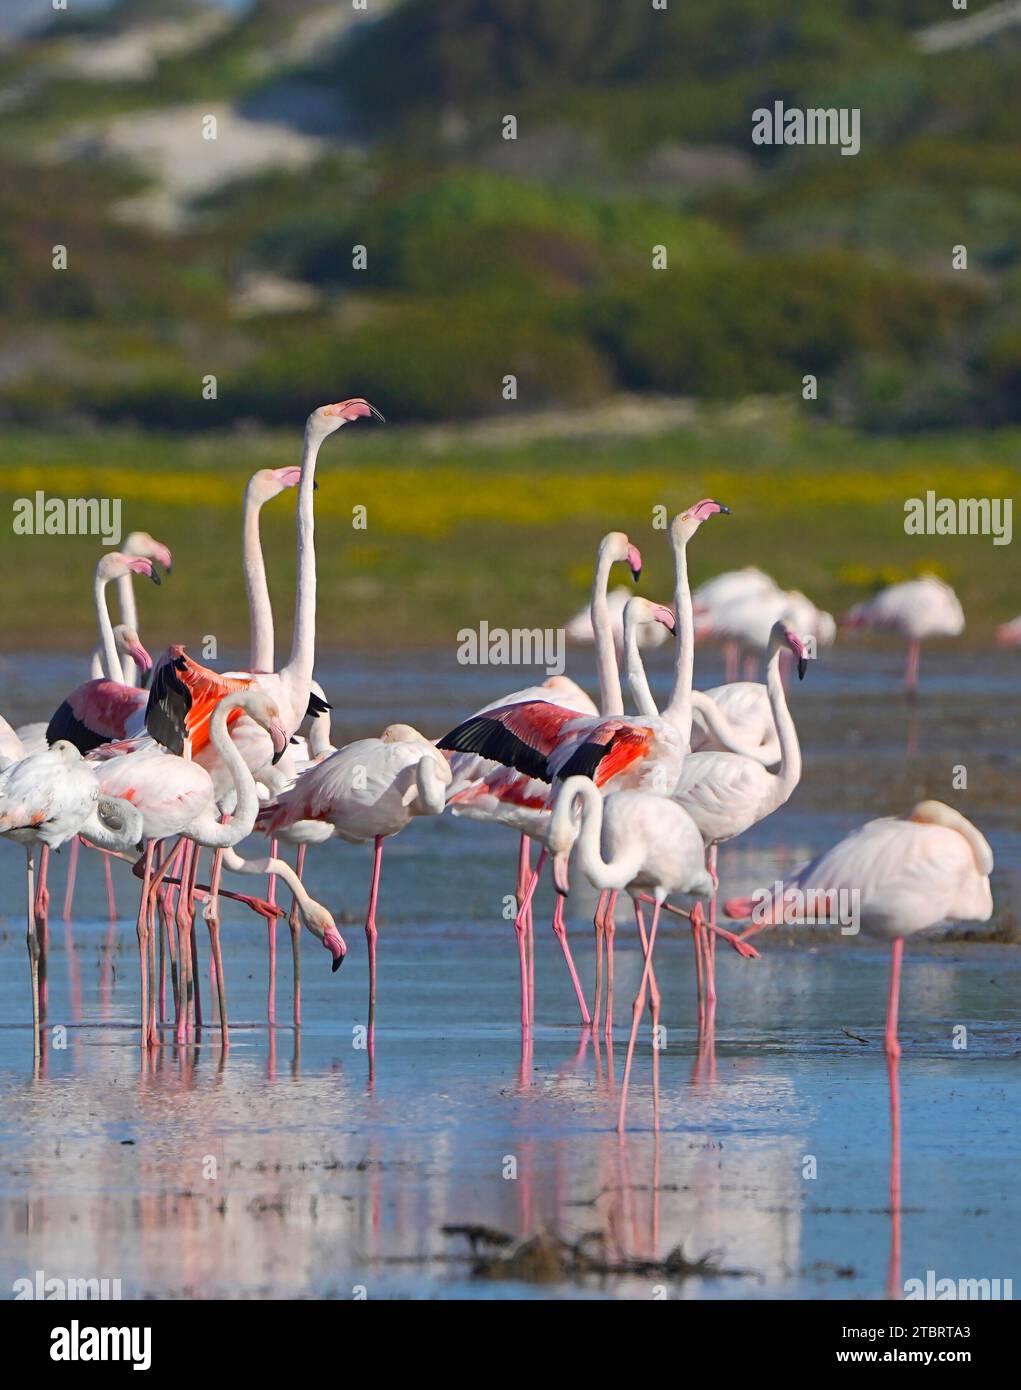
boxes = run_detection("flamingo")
[241,466,302,673]
[695,583,835,681]
[546,776,715,1130]
[0,712,25,767]
[46,552,160,752]
[444,530,638,1025]
[692,566,780,681]
[726,801,994,1056]
[564,585,670,660]
[257,724,451,1046]
[659,621,808,1023]
[88,531,172,684]
[93,687,330,1046]
[843,575,964,696]
[0,742,143,1055]
[996,615,1021,647]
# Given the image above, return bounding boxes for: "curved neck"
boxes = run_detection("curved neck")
[568,779,644,892]
[662,529,695,741]
[206,697,260,842]
[282,426,324,693]
[93,572,123,683]
[116,573,140,685]
[765,645,801,797]
[690,689,776,765]
[414,755,448,816]
[592,545,623,717]
[623,619,659,717]
[243,484,275,672]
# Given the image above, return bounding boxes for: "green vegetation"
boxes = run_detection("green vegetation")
[1,411,1015,651]
[0,0,1019,431]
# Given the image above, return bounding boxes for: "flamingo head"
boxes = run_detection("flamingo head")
[245,691,289,763]
[301,901,347,972]
[779,624,810,679]
[624,597,676,643]
[123,531,173,575]
[672,499,730,541]
[601,532,642,582]
[97,553,161,586]
[307,398,385,440]
[248,466,302,504]
[113,624,152,674]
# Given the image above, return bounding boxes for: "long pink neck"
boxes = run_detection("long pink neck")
[243,483,274,672]
[280,424,323,707]
[592,542,623,716]
[662,528,694,740]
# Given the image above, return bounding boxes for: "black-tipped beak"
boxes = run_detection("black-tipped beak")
[149,568,161,586]
[797,656,808,680]
[630,566,642,583]
[716,502,731,515]
[368,404,386,423]
[332,955,344,973]
[271,746,285,765]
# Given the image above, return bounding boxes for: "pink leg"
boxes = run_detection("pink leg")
[618,899,662,1133]
[743,653,758,681]
[365,837,383,1047]
[103,851,117,923]
[592,890,607,1032]
[289,845,306,1028]
[905,640,920,698]
[63,836,80,922]
[884,938,904,1058]
[633,900,662,1021]
[604,891,618,1039]
[267,837,278,1025]
[135,841,155,1048]
[692,907,705,1028]
[551,896,591,1025]
[35,845,50,1017]
[189,849,203,1030]
[26,850,41,1060]
[514,836,531,1032]
[724,641,738,684]
[886,1051,902,1298]
[204,847,229,1047]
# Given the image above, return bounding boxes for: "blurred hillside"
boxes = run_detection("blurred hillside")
[1,0,1020,431]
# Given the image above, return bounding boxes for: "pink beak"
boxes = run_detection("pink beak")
[552,851,571,896]
[268,720,289,764]
[128,558,160,585]
[323,398,385,423]
[128,639,152,674]
[626,543,643,582]
[324,925,347,972]
[651,603,676,633]
[272,466,302,488]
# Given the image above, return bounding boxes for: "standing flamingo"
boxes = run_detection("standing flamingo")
[102,531,172,685]
[843,575,964,696]
[546,776,715,1130]
[996,615,1021,647]
[695,584,834,681]
[0,743,143,1055]
[444,530,639,1026]
[726,801,993,1056]
[692,567,780,681]
[241,467,302,673]
[257,724,451,1047]
[47,552,160,751]
[93,688,331,1045]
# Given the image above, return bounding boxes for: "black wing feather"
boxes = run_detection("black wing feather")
[437,715,551,783]
[46,701,110,754]
[145,656,192,755]
[555,739,613,784]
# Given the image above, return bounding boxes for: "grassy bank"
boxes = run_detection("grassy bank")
[1,408,1017,655]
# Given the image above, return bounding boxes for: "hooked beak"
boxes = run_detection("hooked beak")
[324,925,347,971]
[128,640,152,674]
[269,721,289,764]
[626,543,642,584]
[797,655,808,680]
[552,851,571,896]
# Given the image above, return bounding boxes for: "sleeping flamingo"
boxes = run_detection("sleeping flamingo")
[257,724,451,1047]
[547,776,715,1131]
[843,575,964,696]
[726,801,993,1056]
[0,743,143,1056]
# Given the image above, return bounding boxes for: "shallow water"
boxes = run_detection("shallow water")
[0,647,1019,1300]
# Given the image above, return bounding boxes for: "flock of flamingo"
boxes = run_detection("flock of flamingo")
[0,398,1008,1130]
